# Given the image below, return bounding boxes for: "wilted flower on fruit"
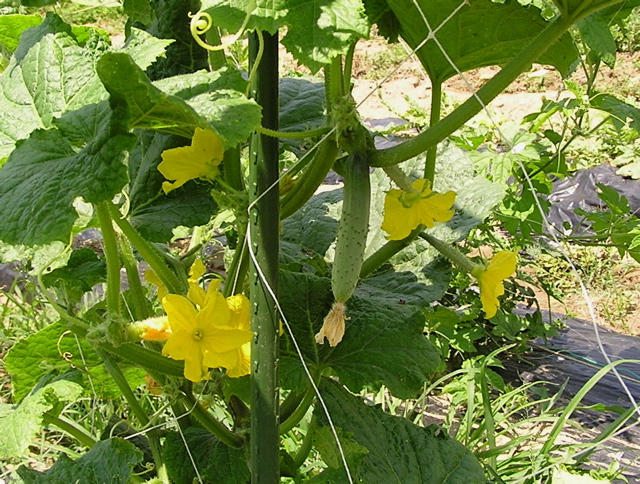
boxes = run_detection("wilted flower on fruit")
[315,301,347,347]
[471,251,517,319]
[381,179,456,240]
[158,127,223,194]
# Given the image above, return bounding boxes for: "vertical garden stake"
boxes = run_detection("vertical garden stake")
[248,30,280,483]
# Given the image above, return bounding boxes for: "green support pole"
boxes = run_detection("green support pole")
[248,30,280,484]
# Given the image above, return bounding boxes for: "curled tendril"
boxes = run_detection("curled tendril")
[189,0,256,52]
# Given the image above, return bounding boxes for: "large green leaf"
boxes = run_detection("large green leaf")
[17,437,142,484]
[5,320,146,403]
[279,77,326,133]
[0,101,134,245]
[577,14,617,68]
[384,0,578,84]
[199,0,369,73]
[279,270,440,398]
[591,92,640,133]
[97,52,206,139]
[0,14,42,54]
[127,130,218,242]
[0,14,106,158]
[313,380,487,483]
[0,14,172,157]
[98,54,261,147]
[0,379,83,461]
[163,428,249,484]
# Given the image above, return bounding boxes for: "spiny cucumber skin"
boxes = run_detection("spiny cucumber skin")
[332,153,371,303]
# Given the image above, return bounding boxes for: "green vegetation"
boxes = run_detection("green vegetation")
[0,0,640,482]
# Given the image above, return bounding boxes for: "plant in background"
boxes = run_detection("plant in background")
[0,0,638,482]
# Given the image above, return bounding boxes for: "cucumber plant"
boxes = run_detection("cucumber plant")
[0,0,637,483]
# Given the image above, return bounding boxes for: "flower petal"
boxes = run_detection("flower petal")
[200,328,254,354]
[162,294,198,333]
[227,343,251,378]
[227,294,251,331]
[381,190,417,240]
[162,330,198,360]
[191,127,224,164]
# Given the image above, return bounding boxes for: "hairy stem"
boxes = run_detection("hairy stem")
[96,202,121,317]
[371,18,572,167]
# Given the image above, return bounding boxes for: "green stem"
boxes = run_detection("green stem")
[101,342,184,377]
[181,389,244,449]
[42,412,97,448]
[95,348,170,482]
[424,81,442,184]
[279,389,304,423]
[96,202,121,317]
[360,227,422,279]
[292,416,315,469]
[280,134,339,220]
[257,125,331,140]
[420,233,476,273]
[382,165,414,192]
[342,42,356,94]
[249,29,281,484]
[279,385,314,435]
[371,17,573,167]
[107,202,184,295]
[205,25,226,70]
[97,348,149,426]
[118,236,149,321]
[223,147,245,192]
[223,222,249,297]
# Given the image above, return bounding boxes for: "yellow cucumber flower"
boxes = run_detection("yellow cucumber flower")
[161,282,253,382]
[225,294,252,378]
[158,127,223,194]
[471,251,517,319]
[381,179,456,240]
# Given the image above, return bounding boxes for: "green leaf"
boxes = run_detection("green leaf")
[17,437,142,484]
[98,54,260,147]
[120,27,173,70]
[199,0,369,73]
[42,248,106,303]
[123,0,154,25]
[0,101,134,245]
[280,270,440,398]
[127,130,218,242]
[279,77,326,132]
[0,379,83,461]
[314,379,487,483]
[0,13,107,158]
[308,427,369,483]
[386,0,578,84]
[577,14,617,68]
[591,92,640,133]
[163,428,249,484]
[0,14,43,54]
[5,320,146,402]
[97,52,206,138]
[154,68,260,147]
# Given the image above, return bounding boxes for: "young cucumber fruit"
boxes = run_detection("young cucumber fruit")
[316,153,371,347]
[332,152,371,303]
